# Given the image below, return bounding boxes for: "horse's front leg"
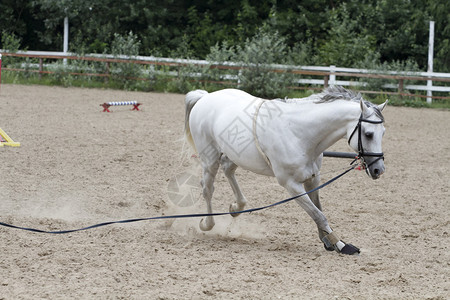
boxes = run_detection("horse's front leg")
[283,179,360,255]
[303,156,330,244]
[304,176,330,248]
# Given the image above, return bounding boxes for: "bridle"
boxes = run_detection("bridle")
[348,114,384,170]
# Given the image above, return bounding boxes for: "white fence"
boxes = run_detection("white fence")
[1,50,450,102]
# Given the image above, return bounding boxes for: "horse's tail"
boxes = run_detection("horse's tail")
[184,89,208,153]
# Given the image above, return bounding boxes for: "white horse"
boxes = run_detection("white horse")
[184,86,387,255]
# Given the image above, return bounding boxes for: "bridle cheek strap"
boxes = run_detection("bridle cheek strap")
[348,115,384,169]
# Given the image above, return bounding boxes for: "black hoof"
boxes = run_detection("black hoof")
[323,244,335,251]
[340,243,360,255]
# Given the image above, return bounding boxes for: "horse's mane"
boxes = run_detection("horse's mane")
[285,85,384,121]
[316,85,363,103]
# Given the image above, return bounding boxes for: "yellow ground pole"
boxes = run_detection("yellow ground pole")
[0,127,20,147]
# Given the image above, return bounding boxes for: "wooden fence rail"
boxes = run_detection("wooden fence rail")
[1,50,450,100]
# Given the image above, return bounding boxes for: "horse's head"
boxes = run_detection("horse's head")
[348,99,388,179]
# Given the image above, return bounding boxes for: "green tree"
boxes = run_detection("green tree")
[1,0,449,72]
[316,4,379,67]
[427,0,450,72]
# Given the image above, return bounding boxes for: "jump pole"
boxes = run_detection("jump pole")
[100,101,141,112]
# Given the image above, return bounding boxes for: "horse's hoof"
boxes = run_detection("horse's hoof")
[199,218,215,231]
[323,244,335,251]
[229,204,241,218]
[340,243,360,255]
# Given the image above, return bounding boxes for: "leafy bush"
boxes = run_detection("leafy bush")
[167,34,207,93]
[205,28,294,98]
[358,55,421,93]
[205,41,239,89]
[1,31,23,66]
[235,28,294,98]
[110,31,144,89]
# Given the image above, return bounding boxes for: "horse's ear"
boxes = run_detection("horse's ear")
[359,99,368,114]
[378,99,388,112]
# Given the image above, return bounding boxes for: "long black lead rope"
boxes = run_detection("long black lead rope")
[0,165,357,235]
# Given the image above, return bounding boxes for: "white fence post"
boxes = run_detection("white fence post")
[237,69,242,88]
[427,21,435,104]
[329,65,336,86]
[63,16,69,65]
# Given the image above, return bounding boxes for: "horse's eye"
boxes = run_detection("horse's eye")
[365,132,374,139]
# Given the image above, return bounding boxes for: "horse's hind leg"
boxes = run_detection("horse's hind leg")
[199,153,220,231]
[220,155,247,217]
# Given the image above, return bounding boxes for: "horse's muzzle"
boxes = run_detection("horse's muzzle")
[367,161,385,180]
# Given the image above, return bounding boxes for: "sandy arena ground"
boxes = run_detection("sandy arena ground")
[0,84,449,299]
